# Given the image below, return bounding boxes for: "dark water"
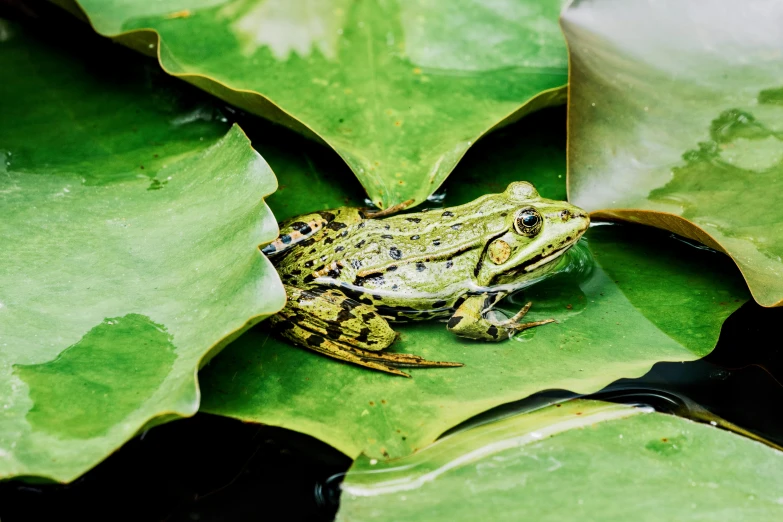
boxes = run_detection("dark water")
[3,2,783,521]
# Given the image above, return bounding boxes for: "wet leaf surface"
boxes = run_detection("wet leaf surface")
[563,0,783,306]
[0,18,284,481]
[337,400,783,521]
[199,108,749,460]
[63,0,568,207]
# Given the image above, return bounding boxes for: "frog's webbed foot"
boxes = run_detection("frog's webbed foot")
[447,295,555,342]
[360,198,415,219]
[490,301,556,332]
[270,285,463,377]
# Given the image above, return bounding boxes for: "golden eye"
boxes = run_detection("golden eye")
[514,208,542,236]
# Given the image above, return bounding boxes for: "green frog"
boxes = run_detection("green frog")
[262,182,589,377]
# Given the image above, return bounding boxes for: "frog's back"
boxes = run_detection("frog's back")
[273,196,517,316]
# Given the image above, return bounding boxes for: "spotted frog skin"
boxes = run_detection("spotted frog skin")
[262,182,589,377]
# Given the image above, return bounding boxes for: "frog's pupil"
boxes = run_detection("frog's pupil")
[522,213,539,227]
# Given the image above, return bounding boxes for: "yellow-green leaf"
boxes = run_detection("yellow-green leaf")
[59,0,568,207]
[338,400,783,521]
[563,0,783,306]
[0,19,284,481]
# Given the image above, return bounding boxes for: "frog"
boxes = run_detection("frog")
[262,182,590,377]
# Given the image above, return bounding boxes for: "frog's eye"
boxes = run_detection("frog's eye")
[514,208,542,236]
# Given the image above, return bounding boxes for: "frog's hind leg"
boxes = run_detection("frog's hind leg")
[269,285,462,377]
[262,208,365,257]
[447,294,555,341]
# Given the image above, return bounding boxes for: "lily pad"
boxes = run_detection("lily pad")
[0,19,284,481]
[199,109,749,460]
[59,0,568,208]
[562,0,783,306]
[338,400,783,521]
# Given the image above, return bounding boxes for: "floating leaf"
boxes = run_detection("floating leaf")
[0,19,284,481]
[199,109,748,460]
[60,0,568,207]
[562,0,783,306]
[338,400,783,521]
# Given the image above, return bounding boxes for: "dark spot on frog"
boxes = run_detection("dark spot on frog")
[410,235,420,240]
[433,300,447,309]
[381,234,393,239]
[279,234,292,244]
[326,325,343,340]
[324,236,334,245]
[290,221,309,231]
[487,325,499,339]
[335,307,356,324]
[339,298,361,312]
[355,239,366,248]
[442,211,454,217]
[340,230,348,237]
[356,327,372,343]
[307,334,326,347]
[273,319,295,333]
[320,255,328,262]
[445,260,453,269]
[566,236,572,241]
[433,239,441,246]
[354,274,385,287]
[447,316,463,328]
[362,312,376,321]
[451,224,461,230]
[300,238,315,247]
[328,267,341,278]
[327,221,347,231]
[334,245,345,252]
[500,212,507,217]
[304,260,315,268]
[406,217,422,223]
[416,262,426,271]
[302,274,315,284]
[358,295,374,305]
[385,224,391,230]
[319,211,336,222]
[387,265,398,272]
[351,259,362,270]
[289,269,302,276]
[391,284,399,290]
[389,247,402,260]
[357,222,366,228]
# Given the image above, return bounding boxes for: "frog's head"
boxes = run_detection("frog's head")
[477,182,590,284]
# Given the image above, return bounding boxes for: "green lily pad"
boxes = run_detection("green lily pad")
[338,400,783,521]
[199,109,749,460]
[0,19,284,481]
[59,0,568,208]
[562,0,783,307]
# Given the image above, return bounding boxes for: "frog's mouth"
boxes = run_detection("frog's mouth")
[523,245,571,272]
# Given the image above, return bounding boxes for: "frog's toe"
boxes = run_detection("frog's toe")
[507,318,556,331]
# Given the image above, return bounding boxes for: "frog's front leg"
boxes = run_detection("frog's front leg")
[447,294,555,341]
[270,285,462,377]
